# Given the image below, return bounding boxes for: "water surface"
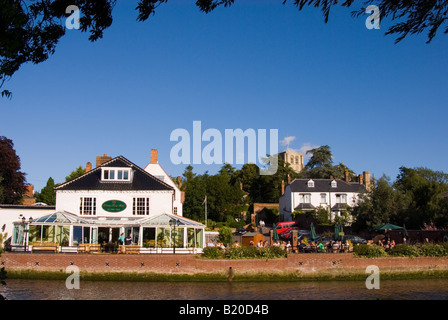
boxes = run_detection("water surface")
[2,278,448,300]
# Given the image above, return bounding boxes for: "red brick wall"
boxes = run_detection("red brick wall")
[2,252,448,275]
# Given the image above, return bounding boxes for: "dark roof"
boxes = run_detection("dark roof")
[289,179,366,193]
[331,203,350,210]
[55,156,174,192]
[294,203,315,211]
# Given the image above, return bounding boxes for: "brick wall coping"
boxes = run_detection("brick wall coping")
[2,252,448,278]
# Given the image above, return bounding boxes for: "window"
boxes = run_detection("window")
[320,193,327,203]
[102,168,131,181]
[299,194,311,203]
[307,179,315,188]
[80,197,96,215]
[174,207,178,214]
[336,194,347,204]
[133,197,149,215]
[331,180,337,188]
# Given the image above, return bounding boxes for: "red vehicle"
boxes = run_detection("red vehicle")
[275,221,299,235]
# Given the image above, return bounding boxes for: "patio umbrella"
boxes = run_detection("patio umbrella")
[403,224,409,238]
[372,234,385,244]
[310,223,318,241]
[272,224,279,242]
[375,223,403,231]
[334,223,340,241]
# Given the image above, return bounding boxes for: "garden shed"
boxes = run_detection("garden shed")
[241,232,265,247]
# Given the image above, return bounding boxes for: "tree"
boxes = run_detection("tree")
[301,145,356,180]
[305,145,333,170]
[351,175,409,232]
[199,0,448,43]
[2,0,446,97]
[65,166,86,182]
[393,167,448,229]
[35,177,56,205]
[0,136,27,204]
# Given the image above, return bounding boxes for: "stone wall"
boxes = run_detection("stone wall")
[2,252,448,277]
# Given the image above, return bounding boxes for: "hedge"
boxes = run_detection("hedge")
[200,246,287,259]
[353,244,387,258]
[355,243,448,258]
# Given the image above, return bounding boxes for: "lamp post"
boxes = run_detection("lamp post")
[169,218,180,254]
[22,216,33,252]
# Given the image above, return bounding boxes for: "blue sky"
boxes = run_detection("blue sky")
[2,0,448,192]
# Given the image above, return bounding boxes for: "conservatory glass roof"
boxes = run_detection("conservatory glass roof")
[29,212,204,227]
[137,213,204,227]
[33,211,89,224]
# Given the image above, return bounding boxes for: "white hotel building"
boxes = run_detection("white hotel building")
[5,150,204,253]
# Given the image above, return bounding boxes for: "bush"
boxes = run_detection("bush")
[202,246,287,259]
[225,247,258,259]
[417,243,447,257]
[259,247,287,259]
[388,244,421,257]
[202,247,224,259]
[233,247,287,259]
[353,244,387,258]
[218,226,233,247]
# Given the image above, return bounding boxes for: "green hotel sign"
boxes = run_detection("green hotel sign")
[102,200,127,213]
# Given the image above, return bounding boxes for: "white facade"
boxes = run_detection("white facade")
[144,162,183,216]
[0,205,55,242]
[279,179,366,222]
[55,190,174,218]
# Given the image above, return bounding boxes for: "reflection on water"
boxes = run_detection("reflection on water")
[1,279,448,300]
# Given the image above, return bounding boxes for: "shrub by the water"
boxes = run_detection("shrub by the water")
[202,247,224,259]
[388,244,421,257]
[353,244,387,258]
[416,243,447,257]
[201,246,287,259]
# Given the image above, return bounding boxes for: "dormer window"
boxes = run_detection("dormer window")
[331,180,337,188]
[102,168,131,182]
[307,179,315,188]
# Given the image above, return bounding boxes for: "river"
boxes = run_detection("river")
[1,278,448,300]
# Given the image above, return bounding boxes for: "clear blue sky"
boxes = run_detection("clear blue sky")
[2,0,448,192]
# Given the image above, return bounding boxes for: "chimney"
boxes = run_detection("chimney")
[281,180,285,195]
[151,149,158,164]
[177,176,182,189]
[345,170,350,183]
[287,174,291,184]
[25,185,34,197]
[181,191,185,204]
[363,171,371,191]
[96,153,112,167]
[358,174,364,185]
[86,162,92,173]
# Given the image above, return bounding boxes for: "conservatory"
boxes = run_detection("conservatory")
[11,211,205,253]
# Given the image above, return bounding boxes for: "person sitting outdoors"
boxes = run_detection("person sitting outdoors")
[298,240,307,253]
[232,240,240,248]
[317,241,325,253]
[125,233,133,245]
[344,240,351,252]
[332,241,340,253]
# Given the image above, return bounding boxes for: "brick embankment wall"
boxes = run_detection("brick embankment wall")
[2,252,448,278]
